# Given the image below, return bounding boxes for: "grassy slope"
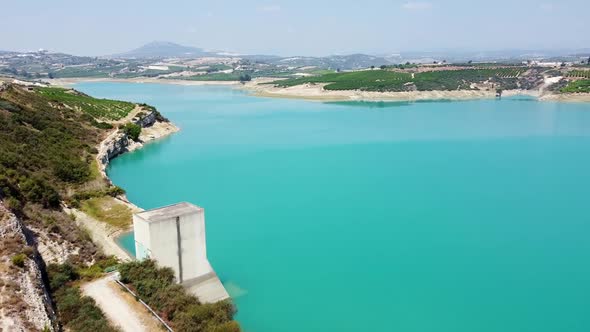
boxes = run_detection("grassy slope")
[80,196,132,228]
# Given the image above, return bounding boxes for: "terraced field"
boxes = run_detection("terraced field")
[36,87,135,120]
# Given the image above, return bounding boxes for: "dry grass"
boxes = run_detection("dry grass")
[80,197,132,229]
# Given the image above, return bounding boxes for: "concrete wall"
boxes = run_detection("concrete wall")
[133,209,213,283]
[133,216,151,260]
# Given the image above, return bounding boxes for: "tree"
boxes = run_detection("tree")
[122,123,141,141]
[587,56,590,65]
[468,60,473,64]
[48,72,54,79]
[239,73,251,83]
[380,65,387,70]
[370,65,375,70]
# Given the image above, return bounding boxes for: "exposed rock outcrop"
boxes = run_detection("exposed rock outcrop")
[96,110,179,181]
[133,110,157,127]
[0,203,56,331]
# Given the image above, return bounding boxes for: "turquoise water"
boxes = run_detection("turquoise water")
[115,232,135,257]
[77,82,590,332]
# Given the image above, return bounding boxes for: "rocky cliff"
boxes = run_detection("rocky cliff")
[0,203,56,331]
[97,109,178,181]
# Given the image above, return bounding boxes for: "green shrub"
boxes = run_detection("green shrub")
[118,260,240,331]
[6,196,22,211]
[54,286,117,332]
[19,177,60,208]
[105,186,125,197]
[11,253,27,267]
[53,158,90,183]
[47,263,79,291]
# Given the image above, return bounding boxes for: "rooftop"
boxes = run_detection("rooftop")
[134,202,203,223]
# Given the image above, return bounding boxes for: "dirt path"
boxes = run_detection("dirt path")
[82,275,164,332]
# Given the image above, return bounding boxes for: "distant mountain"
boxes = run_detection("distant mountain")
[112,41,214,59]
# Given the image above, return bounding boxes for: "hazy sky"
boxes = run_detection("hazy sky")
[1,0,588,56]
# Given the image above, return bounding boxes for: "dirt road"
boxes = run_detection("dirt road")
[82,275,164,332]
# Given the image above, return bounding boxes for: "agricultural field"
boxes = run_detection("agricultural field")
[50,66,114,78]
[560,79,590,93]
[566,70,590,79]
[274,70,412,91]
[413,68,524,91]
[272,68,527,92]
[36,87,135,120]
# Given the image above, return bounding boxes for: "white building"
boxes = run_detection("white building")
[144,65,170,71]
[133,202,230,303]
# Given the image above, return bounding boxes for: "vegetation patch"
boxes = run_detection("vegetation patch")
[118,260,240,332]
[80,196,132,228]
[36,86,135,121]
[47,260,119,332]
[560,79,590,93]
[10,253,27,267]
[121,122,142,141]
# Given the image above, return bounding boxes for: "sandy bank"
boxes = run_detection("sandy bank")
[242,79,538,102]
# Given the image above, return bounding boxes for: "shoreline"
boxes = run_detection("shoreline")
[47,76,590,103]
[245,83,539,102]
[82,109,180,261]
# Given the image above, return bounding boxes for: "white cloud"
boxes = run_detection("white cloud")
[402,2,433,10]
[258,4,281,12]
